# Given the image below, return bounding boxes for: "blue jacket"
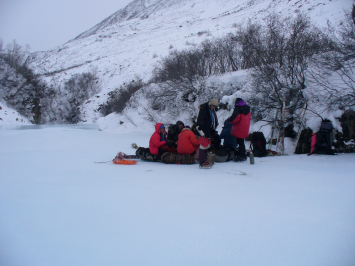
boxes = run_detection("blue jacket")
[220,120,237,149]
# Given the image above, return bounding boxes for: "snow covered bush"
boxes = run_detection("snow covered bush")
[40,71,100,124]
[99,78,144,116]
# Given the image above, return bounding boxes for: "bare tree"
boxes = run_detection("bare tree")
[245,14,332,125]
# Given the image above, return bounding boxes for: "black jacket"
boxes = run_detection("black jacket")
[196,102,219,138]
[167,121,184,146]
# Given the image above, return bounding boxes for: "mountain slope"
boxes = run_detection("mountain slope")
[28,0,352,123]
[74,0,185,40]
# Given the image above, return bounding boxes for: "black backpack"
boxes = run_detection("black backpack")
[166,124,179,147]
[250,132,267,157]
[315,120,334,155]
[135,147,156,161]
[214,147,236,162]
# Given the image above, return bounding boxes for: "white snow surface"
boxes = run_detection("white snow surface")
[1,124,355,266]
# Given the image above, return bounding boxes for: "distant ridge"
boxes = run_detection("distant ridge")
[75,0,184,40]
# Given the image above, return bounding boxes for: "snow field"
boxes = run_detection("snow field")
[0,125,355,266]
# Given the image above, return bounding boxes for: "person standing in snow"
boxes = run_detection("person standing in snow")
[227,98,251,162]
[196,98,219,168]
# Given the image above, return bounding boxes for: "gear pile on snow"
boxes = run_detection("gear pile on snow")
[112,152,138,165]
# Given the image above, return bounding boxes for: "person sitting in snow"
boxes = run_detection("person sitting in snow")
[149,123,174,160]
[177,127,200,155]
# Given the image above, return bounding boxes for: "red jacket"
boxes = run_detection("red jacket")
[230,112,251,139]
[227,99,251,139]
[149,123,167,155]
[177,128,200,155]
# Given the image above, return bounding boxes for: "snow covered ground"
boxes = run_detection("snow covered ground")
[1,124,355,266]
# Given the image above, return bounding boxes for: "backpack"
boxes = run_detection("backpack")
[311,120,335,155]
[250,132,267,157]
[167,124,179,147]
[214,147,236,162]
[135,147,156,161]
[167,124,177,139]
[295,129,313,154]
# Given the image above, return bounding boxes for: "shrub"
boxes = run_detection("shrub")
[99,79,144,116]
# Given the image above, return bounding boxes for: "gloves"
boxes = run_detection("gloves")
[196,126,205,137]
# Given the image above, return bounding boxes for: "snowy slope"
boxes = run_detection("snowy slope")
[24,0,353,128]
[29,0,351,92]
[1,125,354,266]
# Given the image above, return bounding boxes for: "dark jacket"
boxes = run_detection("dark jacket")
[220,120,237,149]
[167,121,184,146]
[227,99,251,139]
[196,102,219,138]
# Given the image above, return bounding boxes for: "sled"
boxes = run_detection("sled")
[112,159,138,165]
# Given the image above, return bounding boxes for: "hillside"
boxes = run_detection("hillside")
[13,0,351,133]
[29,0,350,93]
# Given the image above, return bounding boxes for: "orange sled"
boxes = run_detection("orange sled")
[112,159,138,165]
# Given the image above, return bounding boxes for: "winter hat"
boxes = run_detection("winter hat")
[235,98,243,104]
[209,99,219,106]
[159,124,165,129]
[235,97,247,107]
[176,120,184,127]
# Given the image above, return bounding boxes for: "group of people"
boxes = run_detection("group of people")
[148,97,251,168]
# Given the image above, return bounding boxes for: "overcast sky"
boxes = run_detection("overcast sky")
[0,0,132,52]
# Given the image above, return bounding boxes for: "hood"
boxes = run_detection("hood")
[155,123,164,133]
[235,98,247,107]
[198,102,209,110]
[240,105,251,115]
[176,120,184,127]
